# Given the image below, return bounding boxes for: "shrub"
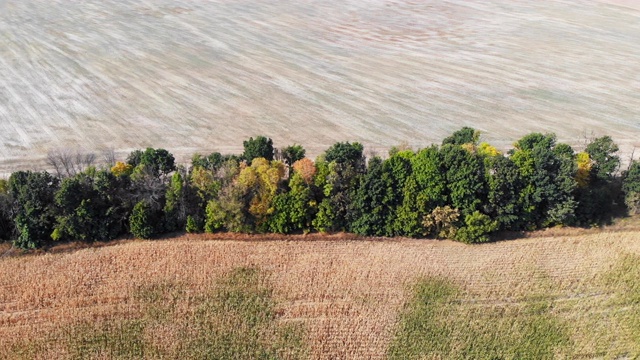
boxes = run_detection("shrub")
[186,215,202,233]
[455,211,498,244]
[423,206,460,239]
[129,201,156,239]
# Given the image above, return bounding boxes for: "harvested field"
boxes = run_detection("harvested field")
[2,228,640,358]
[1,0,640,175]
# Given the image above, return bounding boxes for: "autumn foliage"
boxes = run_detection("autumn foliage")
[292,158,317,184]
[0,131,633,248]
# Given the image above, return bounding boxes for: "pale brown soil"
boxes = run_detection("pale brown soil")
[1,0,640,176]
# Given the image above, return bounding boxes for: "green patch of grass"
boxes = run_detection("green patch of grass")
[388,277,571,360]
[182,267,306,359]
[595,253,640,357]
[387,278,457,358]
[62,320,150,360]
[7,267,307,360]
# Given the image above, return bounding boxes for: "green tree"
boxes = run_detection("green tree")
[53,170,126,242]
[585,136,620,181]
[201,160,249,233]
[381,150,414,236]
[268,173,316,234]
[9,171,59,249]
[242,136,274,164]
[510,133,577,228]
[623,161,640,214]
[185,215,202,233]
[163,172,187,232]
[141,148,176,177]
[550,143,579,225]
[311,142,365,232]
[484,155,525,230]
[191,152,225,171]
[312,198,335,233]
[281,144,306,168]
[93,170,132,236]
[394,146,445,237]
[442,127,480,146]
[127,148,176,177]
[574,136,621,225]
[129,200,158,239]
[455,211,498,244]
[0,180,15,241]
[187,166,222,231]
[324,162,359,232]
[440,144,485,216]
[324,142,365,172]
[350,157,388,236]
[126,149,144,168]
[205,184,252,233]
[204,199,226,233]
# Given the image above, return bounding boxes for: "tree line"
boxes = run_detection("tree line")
[1,128,640,249]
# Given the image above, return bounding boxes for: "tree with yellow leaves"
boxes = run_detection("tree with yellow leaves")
[478,142,501,157]
[110,161,133,177]
[575,152,592,188]
[237,158,285,231]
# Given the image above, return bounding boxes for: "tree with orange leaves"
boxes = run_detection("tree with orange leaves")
[292,158,316,184]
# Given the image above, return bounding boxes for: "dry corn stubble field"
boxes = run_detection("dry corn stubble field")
[2,226,640,358]
[2,0,640,176]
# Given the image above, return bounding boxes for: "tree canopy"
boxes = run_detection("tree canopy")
[243,136,274,164]
[0,130,629,248]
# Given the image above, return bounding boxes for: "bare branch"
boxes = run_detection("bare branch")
[102,148,117,168]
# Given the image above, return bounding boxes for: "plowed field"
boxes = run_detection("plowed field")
[1,0,640,175]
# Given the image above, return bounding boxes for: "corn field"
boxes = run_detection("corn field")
[2,223,640,358]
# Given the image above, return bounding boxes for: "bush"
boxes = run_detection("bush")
[186,215,202,233]
[623,161,640,215]
[205,200,225,233]
[129,201,156,239]
[423,206,460,239]
[455,211,498,244]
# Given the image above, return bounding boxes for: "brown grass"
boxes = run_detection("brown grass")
[2,221,640,358]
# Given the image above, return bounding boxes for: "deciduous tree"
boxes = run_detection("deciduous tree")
[623,161,640,214]
[442,127,480,147]
[586,136,620,181]
[394,146,445,237]
[350,157,388,236]
[237,158,285,231]
[281,144,306,168]
[292,158,316,184]
[9,171,59,248]
[440,144,485,216]
[455,211,498,244]
[130,200,156,239]
[381,150,414,236]
[423,206,459,239]
[268,172,316,234]
[510,133,577,228]
[484,155,525,230]
[242,136,274,164]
